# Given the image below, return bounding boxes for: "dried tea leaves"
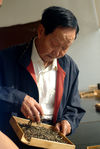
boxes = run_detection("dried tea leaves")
[19,123,68,144]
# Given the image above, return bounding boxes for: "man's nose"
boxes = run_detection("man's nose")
[56,51,60,57]
[52,50,60,57]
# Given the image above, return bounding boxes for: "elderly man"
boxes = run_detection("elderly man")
[0,6,85,148]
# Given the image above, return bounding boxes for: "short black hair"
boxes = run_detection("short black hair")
[41,6,79,38]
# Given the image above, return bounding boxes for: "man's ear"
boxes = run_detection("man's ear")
[37,24,45,39]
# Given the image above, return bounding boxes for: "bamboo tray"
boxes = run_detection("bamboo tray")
[9,116,75,149]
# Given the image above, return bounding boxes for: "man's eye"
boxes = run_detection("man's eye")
[50,39,60,47]
[62,46,66,50]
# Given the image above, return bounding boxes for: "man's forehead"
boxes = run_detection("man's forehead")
[52,27,76,42]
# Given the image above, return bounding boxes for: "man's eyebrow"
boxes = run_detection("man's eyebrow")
[65,36,75,42]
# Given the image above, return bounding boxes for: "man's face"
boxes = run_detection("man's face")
[37,25,76,63]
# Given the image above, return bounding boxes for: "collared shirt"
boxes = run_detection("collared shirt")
[31,39,57,120]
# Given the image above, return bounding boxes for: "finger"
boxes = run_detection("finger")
[61,120,71,136]
[26,99,42,122]
[23,95,41,121]
[61,121,68,136]
[21,106,28,118]
[54,123,61,132]
[35,103,44,116]
[30,106,41,122]
[21,103,34,120]
[24,95,44,117]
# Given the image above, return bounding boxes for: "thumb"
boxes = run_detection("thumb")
[54,123,61,132]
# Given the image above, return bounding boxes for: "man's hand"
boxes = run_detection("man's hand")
[54,120,71,136]
[21,95,43,123]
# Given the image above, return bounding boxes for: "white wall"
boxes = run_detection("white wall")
[0,0,100,90]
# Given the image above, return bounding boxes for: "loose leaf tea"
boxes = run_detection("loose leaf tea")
[19,123,68,144]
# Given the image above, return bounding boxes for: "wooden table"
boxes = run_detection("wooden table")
[68,97,100,149]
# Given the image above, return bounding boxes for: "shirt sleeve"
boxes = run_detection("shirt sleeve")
[0,86,26,113]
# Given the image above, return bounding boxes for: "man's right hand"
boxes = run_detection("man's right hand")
[21,95,43,123]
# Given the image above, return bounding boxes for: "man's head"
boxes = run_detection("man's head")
[36,6,79,65]
[41,6,79,37]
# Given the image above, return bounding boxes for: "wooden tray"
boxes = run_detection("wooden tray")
[79,89,100,98]
[9,116,75,149]
[87,145,100,149]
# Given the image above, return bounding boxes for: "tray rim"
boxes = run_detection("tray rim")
[87,145,100,149]
[9,116,75,149]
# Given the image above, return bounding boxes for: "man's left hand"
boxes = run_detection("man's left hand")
[54,120,71,136]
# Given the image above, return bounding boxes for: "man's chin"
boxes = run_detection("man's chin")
[43,57,54,64]
[45,56,54,61]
